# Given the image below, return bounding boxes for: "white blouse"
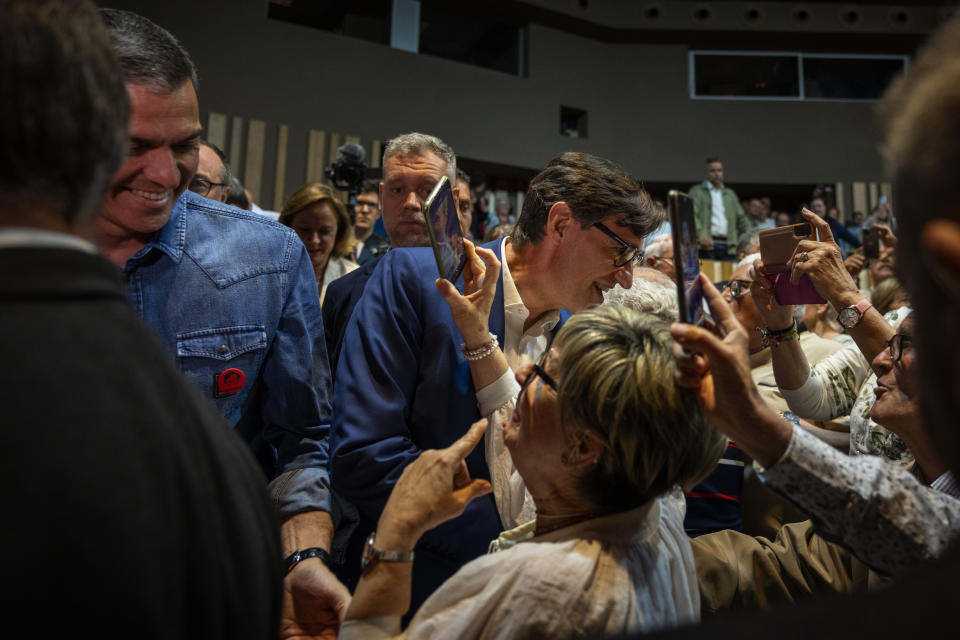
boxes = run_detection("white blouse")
[340,490,700,640]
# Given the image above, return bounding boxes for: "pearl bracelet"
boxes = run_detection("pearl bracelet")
[462,332,499,361]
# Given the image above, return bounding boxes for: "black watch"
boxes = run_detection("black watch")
[284,547,331,574]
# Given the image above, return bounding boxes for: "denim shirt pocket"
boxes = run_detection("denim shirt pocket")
[176,325,268,414]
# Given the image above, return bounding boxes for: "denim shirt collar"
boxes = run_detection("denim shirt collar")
[126,192,188,268]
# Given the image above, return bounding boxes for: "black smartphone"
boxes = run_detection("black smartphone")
[423,176,466,283]
[862,227,880,260]
[668,190,704,325]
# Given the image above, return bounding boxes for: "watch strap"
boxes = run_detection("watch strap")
[284,547,331,574]
[838,298,873,329]
[374,548,416,563]
[362,532,415,571]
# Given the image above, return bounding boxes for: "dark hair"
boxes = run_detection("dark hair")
[512,152,662,246]
[456,168,470,185]
[225,176,250,210]
[705,156,721,165]
[0,0,129,225]
[360,179,380,196]
[199,139,230,184]
[100,8,198,94]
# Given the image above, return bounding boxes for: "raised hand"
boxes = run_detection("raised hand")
[436,240,501,347]
[671,274,790,466]
[844,248,867,277]
[787,208,859,305]
[377,419,493,545]
[750,259,794,330]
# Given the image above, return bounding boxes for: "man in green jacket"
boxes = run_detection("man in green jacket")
[689,156,751,260]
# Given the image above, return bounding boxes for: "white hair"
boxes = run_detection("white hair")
[736,252,762,275]
[603,267,679,321]
[645,234,673,259]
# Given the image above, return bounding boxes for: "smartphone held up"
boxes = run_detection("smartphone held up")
[668,190,704,326]
[758,222,826,305]
[422,176,467,283]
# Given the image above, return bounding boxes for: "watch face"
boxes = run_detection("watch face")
[838,307,859,328]
[361,533,376,570]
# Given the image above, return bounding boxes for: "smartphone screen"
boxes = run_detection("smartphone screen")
[423,176,466,283]
[668,190,704,325]
[862,227,880,260]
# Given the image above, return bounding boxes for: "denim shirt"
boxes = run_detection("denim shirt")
[121,191,340,528]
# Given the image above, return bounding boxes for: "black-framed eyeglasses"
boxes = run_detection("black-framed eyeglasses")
[722,279,753,299]
[593,222,644,268]
[887,333,913,363]
[189,176,228,197]
[520,350,558,396]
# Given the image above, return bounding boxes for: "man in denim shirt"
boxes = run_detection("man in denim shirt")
[94,10,351,636]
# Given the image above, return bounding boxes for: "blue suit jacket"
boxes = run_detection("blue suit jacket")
[330,239,570,610]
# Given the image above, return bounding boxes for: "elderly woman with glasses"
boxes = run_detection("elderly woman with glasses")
[340,242,726,639]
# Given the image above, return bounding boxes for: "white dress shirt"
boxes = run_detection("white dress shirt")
[709,183,727,237]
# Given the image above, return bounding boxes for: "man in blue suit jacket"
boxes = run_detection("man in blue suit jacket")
[331,151,663,614]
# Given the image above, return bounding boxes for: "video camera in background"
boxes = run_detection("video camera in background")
[325,142,371,217]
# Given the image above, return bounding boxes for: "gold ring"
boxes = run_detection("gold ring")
[800,251,809,262]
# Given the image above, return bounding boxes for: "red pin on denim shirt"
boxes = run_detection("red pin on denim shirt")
[215,368,245,397]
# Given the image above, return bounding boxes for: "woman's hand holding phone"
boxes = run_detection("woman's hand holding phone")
[787,209,860,306]
[751,260,794,330]
[435,239,500,349]
[672,275,762,430]
[671,273,793,466]
[844,248,867,277]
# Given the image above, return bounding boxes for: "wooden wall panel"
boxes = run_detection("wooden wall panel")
[306,130,326,183]
[243,119,266,203]
[852,182,868,217]
[229,116,244,172]
[206,112,228,150]
[273,124,289,211]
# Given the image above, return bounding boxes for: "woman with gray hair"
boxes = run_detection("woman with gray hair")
[340,243,726,639]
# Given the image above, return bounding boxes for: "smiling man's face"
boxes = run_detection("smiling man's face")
[98,80,202,244]
[551,212,640,311]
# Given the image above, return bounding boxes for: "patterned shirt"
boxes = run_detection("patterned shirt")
[757,426,960,577]
[780,307,913,462]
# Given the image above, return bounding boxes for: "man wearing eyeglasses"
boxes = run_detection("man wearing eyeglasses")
[352,179,390,266]
[331,151,661,615]
[188,139,231,203]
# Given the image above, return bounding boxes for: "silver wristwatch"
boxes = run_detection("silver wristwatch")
[837,299,872,329]
[361,532,415,572]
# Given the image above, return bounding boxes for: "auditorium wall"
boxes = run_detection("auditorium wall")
[104,0,890,208]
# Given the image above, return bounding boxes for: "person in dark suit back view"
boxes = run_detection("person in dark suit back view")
[0,1,282,636]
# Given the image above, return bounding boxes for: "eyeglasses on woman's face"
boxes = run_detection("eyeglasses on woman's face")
[886,333,913,363]
[520,350,558,396]
[719,279,753,299]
